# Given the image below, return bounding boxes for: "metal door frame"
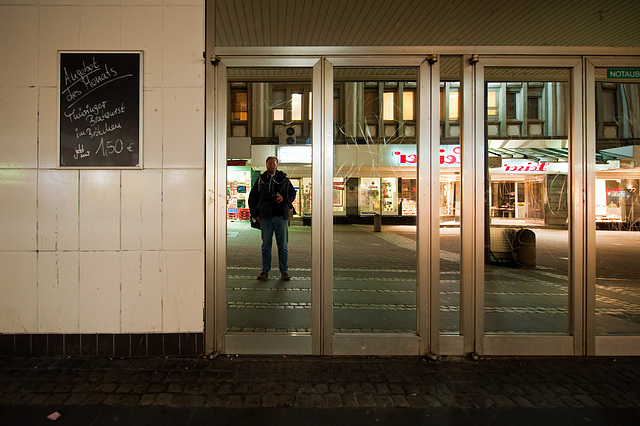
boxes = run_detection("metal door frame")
[324,56,439,355]
[207,57,322,355]
[585,56,640,356]
[473,56,584,356]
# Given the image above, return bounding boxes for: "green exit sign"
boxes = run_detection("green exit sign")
[607,68,640,79]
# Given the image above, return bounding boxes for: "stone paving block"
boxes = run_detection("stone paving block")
[573,394,602,407]
[558,395,584,408]
[53,382,74,393]
[18,380,41,393]
[619,392,640,406]
[500,383,526,396]
[356,394,376,407]
[205,394,225,407]
[98,382,118,393]
[299,382,314,393]
[102,394,122,406]
[374,395,394,407]
[232,382,250,393]
[216,383,233,394]
[278,394,295,407]
[265,382,285,394]
[115,383,135,394]
[590,394,620,407]
[244,394,261,407]
[324,393,343,407]
[119,394,142,407]
[391,395,411,407]
[489,394,518,408]
[314,383,329,394]
[360,383,376,394]
[295,393,312,407]
[168,383,185,394]
[343,383,361,393]
[423,395,444,407]
[46,393,70,406]
[309,394,324,407]
[327,383,344,394]
[541,394,570,407]
[261,394,278,407]
[223,394,243,408]
[374,383,391,394]
[527,394,558,408]
[341,393,358,407]
[2,381,22,393]
[511,396,535,408]
[154,393,173,406]
[137,394,156,406]
[283,381,298,394]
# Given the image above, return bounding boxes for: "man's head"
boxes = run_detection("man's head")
[266,156,278,175]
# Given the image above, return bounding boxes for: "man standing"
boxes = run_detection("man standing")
[248,156,297,281]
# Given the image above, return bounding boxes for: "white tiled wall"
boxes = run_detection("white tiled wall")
[0,253,38,333]
[37,252,80,333]
[0,1,206,334]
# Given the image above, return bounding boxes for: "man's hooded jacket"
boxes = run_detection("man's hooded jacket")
[248,170,296,219]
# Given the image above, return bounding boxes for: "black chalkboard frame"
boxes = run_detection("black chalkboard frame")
[57,51,144,169]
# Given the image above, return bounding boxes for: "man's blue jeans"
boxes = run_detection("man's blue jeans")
[260,215,289,273]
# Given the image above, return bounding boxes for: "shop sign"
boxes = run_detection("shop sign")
[502,160,549,173]
[607,68,640,79]
[389,145,461,167]
[277,145,312,163]
[440,146,461,167]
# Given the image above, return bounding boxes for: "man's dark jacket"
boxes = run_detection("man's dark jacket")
[248,170,296,219]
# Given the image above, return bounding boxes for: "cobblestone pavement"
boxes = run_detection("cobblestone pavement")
[1,355,640,425]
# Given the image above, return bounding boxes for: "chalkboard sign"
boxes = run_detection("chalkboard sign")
[58,51,143,168]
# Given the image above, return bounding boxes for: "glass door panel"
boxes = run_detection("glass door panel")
[332,68,418,334]
[440,56,462,334]
[484,67,571,335]
[226,68,312,335]
[593,69,640,336]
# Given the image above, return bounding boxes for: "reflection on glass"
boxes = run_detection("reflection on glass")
[484,68,570,334]
[594,72,640,335]
[333,68,418,334]
[226,68,312,333]
[440,56,462,334]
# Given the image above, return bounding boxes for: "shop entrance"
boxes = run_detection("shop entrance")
[209,57,442,355]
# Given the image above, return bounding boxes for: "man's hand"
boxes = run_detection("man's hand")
[275,193,283,204]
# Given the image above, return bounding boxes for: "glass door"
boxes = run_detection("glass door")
[213,59,321,354]
[586,58,640,356]
[326,58,436,355]
[475,58,583,355]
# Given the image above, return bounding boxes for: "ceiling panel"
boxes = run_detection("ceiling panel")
[214,0,640,48]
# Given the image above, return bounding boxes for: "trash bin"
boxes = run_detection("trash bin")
[512,228,536,267]
[373,213,381,232]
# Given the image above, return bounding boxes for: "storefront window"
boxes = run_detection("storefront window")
[440,56,462,334]
[484,67,571,335]
[226,67,313,334]
[594,74,640,336]
[333,67,417,334]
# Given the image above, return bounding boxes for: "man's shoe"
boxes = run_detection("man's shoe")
[280,272,291,281]
[257,271,268,280]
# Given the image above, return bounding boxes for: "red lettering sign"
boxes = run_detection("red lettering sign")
[393,151,417,164]
[503,162,548,172]
[440,146,461,165]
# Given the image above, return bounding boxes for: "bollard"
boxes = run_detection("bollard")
[373,213,382,232]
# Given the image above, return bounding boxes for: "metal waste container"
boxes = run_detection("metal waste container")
[512,228,536,267]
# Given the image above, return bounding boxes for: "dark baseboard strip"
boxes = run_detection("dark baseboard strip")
[0,333,204,358]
